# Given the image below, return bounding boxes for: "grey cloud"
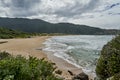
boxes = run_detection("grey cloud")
[0,0,41,17]
[0,0,101,18]
[54,0,100,17]
[0,0,120,29]
[11,0,41,9]
[98,2,120,12]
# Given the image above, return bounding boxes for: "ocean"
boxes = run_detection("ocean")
[43,35,114,75]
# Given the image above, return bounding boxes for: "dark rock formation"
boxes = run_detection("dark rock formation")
[72,72,89,80]
[68,70,74,76]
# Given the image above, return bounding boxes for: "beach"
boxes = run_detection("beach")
[0,35,113,80]
[0,36,84,80]
[0,36,48,59]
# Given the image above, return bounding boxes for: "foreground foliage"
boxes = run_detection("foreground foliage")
[0,51,11,60]
[96,35,120,80]
[0,52,62,80]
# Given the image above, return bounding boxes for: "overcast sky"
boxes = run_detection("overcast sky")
[0,0,120,29]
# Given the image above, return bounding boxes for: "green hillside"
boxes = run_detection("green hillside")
[0,27,31,39]
[0,17,119,35]
[96,35,120,80]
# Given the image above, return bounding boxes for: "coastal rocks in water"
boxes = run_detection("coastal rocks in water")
[72,72,89,80]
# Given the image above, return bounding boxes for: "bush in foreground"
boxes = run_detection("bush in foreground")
[0,52,62,80]
[0,51,11,60]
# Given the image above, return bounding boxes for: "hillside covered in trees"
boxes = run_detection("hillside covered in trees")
[0,17,119,35]
[96,35,120,80]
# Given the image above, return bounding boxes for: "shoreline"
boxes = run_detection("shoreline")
[0,36,94,80]
[0,36,49,59]
[43,36,95,80]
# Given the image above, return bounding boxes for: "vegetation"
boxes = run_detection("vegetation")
[0,27,68,39]
[0,52,63,80]
[0,51,11,60]
[0,27,32,39]
[110,73,120,80]
[0,17,119,35]
[96,35,120,80]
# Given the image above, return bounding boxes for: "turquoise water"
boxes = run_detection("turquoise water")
[43,35,114,74]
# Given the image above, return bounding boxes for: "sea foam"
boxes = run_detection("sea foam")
[43,35,114,75]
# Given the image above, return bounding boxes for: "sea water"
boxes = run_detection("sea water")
[43,35,114,75]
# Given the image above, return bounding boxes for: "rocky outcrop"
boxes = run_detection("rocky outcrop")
[96,35,120,80]
[72,72,89,80]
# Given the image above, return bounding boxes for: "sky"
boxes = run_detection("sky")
[0,0,120,29]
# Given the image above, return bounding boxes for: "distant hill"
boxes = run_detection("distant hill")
[0,17,119,35]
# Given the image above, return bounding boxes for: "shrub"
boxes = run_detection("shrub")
[0,52,63,80]
[111,73,120,80]
[96,35,120,80]
[0,51,11,60]
[0,27,31,39]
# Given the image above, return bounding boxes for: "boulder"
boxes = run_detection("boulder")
[72,72,89,80]
[68,70,74,76]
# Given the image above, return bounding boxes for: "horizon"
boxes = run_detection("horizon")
[0,0,120,29]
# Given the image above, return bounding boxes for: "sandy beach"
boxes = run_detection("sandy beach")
[0,36,49,59]
[0,36,93,80]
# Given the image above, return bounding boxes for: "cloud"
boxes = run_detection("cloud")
[0,0,120,29]
[39,0,101,17]
[97,2,120,12]
[0,0,41,17]
[0,0,101,17]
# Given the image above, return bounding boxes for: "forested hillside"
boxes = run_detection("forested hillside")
[96,35,120,80]
[0,27,31,39]
[0,17,119,35]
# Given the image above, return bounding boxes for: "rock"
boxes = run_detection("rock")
[0,41,8,44]
[55,70,62,75]
[72,72,89,80]
[55,74,65,80]
[68,70,74,76]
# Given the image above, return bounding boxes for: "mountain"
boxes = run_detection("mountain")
[0,17,119,35]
